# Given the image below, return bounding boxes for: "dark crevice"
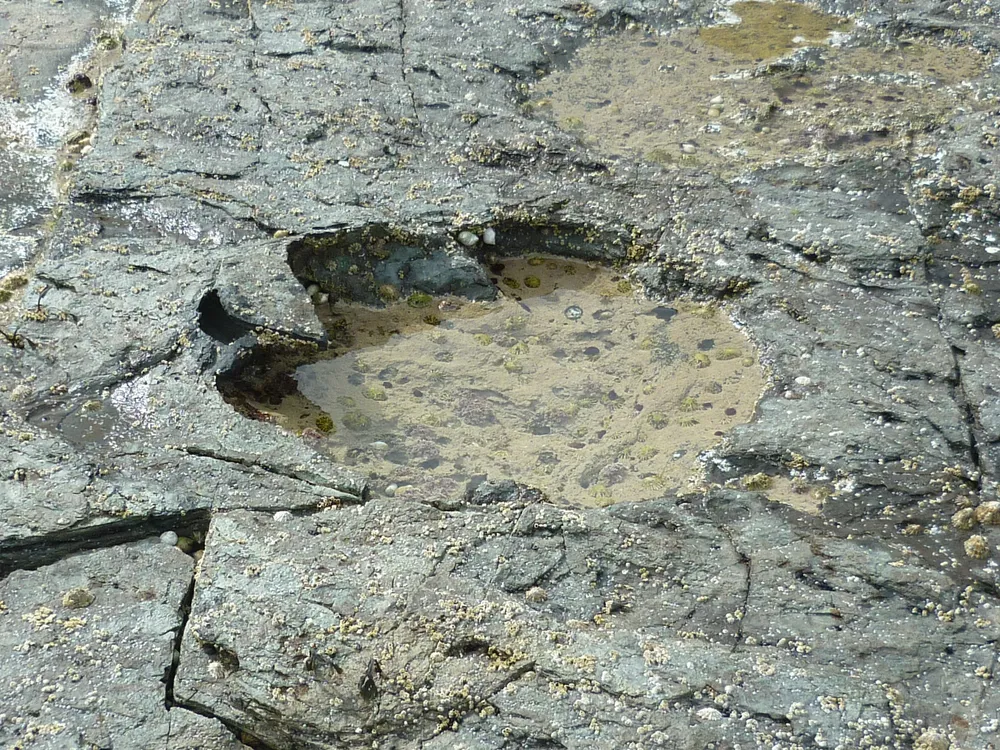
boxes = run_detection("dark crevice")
[198,289,255,343]
[719,523,751,653]
[396,0,418,123]
[164,574,196,708]
[34,273,78,291]
[0,509,211,579]
[949,344,984,493]
[174,444,367,501]
[170,168,248,181]
[163,535,277,750]
[670,688,794,727]
[127,262,170,275]
[499,739,567,750]
[322,41,397,55]
[445,637,489,657]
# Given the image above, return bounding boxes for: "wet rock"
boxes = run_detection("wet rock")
[215,240,325,340]
[465,478,544,506]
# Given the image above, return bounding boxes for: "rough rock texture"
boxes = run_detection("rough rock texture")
[2,0,1000,745]
[0,541,245,748]
[174,494,1000,749]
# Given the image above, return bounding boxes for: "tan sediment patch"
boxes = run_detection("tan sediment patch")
[241,257,767,507]
[532,3,993,175]
[763,476,831,515]
[699,1,852,62]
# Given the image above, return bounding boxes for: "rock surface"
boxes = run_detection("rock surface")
[174,494,1000,749]
[2,0,1000,746]
[0,540,245,748]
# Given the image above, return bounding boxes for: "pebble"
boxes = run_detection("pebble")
[306,283,320,296]
[680,142,698,154]
[370,441,389,454]
[564,305,583,320]
[707,106,722,117]
[273,510,294,522]
[794,376,812,386]
[482,227,496,245]
[457,230,479,247]
[385,483,399,497]
[159,530,179,546]
[709,94,724,105]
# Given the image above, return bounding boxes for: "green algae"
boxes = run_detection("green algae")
[406,291,433,308]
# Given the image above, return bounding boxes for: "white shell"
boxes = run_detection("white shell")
[306,284,320,296]
[457,230,479,247]
[273,510,294,522]
[159,531,179,546]
[482,227,496,245]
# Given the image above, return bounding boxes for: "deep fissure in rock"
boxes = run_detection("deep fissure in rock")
[0,509,211,578]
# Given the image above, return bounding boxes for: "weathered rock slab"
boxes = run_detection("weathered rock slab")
[0,540,245,748]
[174,494,1000,749]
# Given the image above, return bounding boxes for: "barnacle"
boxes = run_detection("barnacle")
[679,397,700,412]
[742,472,773,491]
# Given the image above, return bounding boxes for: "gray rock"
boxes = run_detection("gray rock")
[466,478,545,506]
[3,0,1000,744]
[171,495,1000,749]
[0,541,245,749]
